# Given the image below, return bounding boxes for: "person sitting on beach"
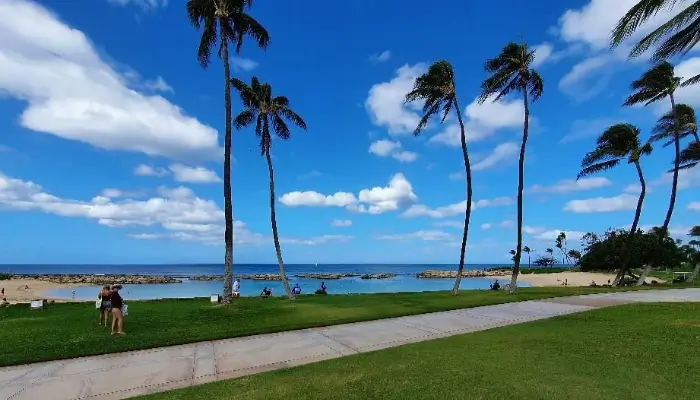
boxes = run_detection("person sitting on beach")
[110,285,125,335]
[260,287,272,297]
[292,283,301,295]
[1,298,8,306]
[98,285,112,327]
[590,280,597,287]
[490,279,501,291]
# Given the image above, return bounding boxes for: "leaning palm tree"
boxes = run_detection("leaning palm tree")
[231,77,306,300]
[522,246,532,268]
[186,0,269,303]
[577,123,653,285]
[404,61,473,295]
[611,0,700,62]
[651,104,699,145]
[478,42,544,293]
[623,62,686,285]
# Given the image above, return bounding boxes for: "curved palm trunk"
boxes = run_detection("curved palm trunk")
[613,160,646,286]
[221,38,235,303]
[509,88,530,294]
[638,94,680,285]
[451,96,473,295]
[266,149,294,300]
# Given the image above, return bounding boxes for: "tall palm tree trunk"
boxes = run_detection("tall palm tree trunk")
[614,160,646,286]
[638,95,680,285]
[509,88,529,294]
[221,38,235,303]
[266,149,294,299]
[452,97,473,295]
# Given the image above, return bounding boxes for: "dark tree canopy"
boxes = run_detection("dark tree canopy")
[579,228,685,272]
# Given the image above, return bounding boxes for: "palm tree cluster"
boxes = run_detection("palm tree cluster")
[185,0,700,300]
[187,0,305,301]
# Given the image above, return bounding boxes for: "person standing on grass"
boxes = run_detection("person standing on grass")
[110,285,125,335]
[98,285,111,327]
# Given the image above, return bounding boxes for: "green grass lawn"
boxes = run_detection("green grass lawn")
[137,303,700,400]
[0,285,680,367]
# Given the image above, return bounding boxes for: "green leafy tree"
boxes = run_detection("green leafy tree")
[231,77,307,300]
[611,0,700,62]
[567,249,582,266]
[478,42,544,293]
[522,246,532,268]
[577,123,652,285]
[186,0,269,303]
[405,61,473,295]
[533,255,555,268]
[622,62,693,285]
[579,228,685,273]
[688,226,700,283]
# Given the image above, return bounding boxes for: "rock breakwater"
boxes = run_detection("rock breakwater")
[360,273,396,279]
[416,269,511,279]
[11,274,181,285]
[294,273,361,280]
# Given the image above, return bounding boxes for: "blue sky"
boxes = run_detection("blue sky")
[0,0,698,265]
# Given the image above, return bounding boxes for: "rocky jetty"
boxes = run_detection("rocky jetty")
[11,274,181,284]
[294,273,361,280]
[360,273,396,280]
[189,274,283,281]
[416,269,511,279]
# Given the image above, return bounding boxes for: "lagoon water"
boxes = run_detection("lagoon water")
[3,263,526,300]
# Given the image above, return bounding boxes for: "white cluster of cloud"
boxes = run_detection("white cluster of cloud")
[369,50,392,63]
[331,219,352,227]
[523,226,586,241]
[230,56,259,72]
[364,64,526,146]
[401,196,512,219]
[108,0,168,10]
[279,173,417,215]
[368,139,418,162]
[529,177,611,194]
[0,0,220,160]
[0,170,349,246]
[375,230,456,242]
[134,164,221,183]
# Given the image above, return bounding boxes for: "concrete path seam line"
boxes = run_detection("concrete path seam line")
[7,362,65,400]
[313,331,359,353]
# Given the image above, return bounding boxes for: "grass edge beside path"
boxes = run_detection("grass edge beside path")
[134,302,700,400]
[0,285,695,367]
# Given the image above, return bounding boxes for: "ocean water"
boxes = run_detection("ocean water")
[2,263,524,300]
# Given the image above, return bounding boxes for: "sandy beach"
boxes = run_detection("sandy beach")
[0,279,87,303]
[513,272,663,287]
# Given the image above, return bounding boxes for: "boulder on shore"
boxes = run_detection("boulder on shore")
[294,273,361,280]
[360,273,396,280]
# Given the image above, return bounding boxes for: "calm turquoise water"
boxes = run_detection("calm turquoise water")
[1,263,525,300]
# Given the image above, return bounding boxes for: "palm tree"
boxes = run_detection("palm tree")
[555,232,568,264]
[478,42,544,293]
[567,249,582,266]
[186,0,269,303]
[577,124,652,285]
[405,61,473,295]
[651,104,699,144]
[522,246,532,268]
[545,248,554,266]
[688,226,700,283]
[231,77,306,300]
[622,62,690,285]
[611,0,700,62]
[679,141,700,169]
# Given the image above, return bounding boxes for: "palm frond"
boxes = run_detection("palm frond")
[689,225,700,237]
[233,109,255,130]
[278,108,307,130]
[272,95,289,108]
[231,11,270,53]
[479,42,542,104]
[271,114,290,140]
[577,159,621,179]
[528,70,544,102]
[682,73,700,87]
[650,12,700,61]
[259,116,271,154]
[404,61,457,135]
[679,140,700,165]
[610,0,678,48]
[624,62,678,107]
[629,1,700,59]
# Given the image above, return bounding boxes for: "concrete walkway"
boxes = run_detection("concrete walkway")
[2,288,699,400]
